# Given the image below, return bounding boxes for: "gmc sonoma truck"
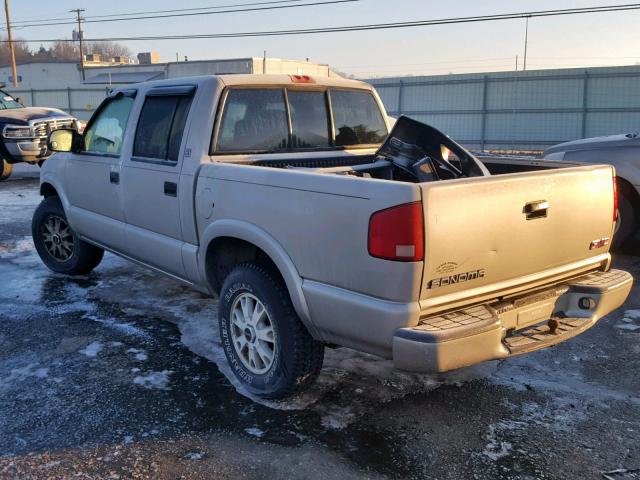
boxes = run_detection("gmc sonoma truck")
[0,85,76,182]
[33,74,632,399]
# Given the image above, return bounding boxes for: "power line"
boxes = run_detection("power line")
[336,57,517,68]
[6,0,306,25]
[3,2,640,43]
[6,0,356,28]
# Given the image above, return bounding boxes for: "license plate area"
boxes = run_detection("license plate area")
[517,301,555,328]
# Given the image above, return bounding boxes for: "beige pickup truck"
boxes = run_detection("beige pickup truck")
[33,74,632,398]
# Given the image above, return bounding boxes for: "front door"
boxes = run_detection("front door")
[64,91,136,251]
[120,85,195,278]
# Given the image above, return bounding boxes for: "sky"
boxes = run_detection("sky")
[4,0,640,78]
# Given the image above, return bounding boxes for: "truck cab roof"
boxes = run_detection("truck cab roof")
[116,73,375,95]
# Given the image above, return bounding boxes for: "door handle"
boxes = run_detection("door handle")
[164,181,177,197]
[109,171,119,184]
[523,200,549,220]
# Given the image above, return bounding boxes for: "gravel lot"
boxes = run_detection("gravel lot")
[1,175,639,479]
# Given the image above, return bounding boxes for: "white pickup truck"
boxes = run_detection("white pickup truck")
[34,74,632,398]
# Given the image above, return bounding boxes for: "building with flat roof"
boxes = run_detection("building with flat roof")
[0,57,334,90]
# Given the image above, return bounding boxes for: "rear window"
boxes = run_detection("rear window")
[330,90,387,146]
[288,91,330,148]
[217,89,288,152]
[213,87,388,153]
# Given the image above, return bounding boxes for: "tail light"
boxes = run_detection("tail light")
[368,202,424,261]
[613,176,619,222]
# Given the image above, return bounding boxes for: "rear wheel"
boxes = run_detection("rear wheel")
[218,262,324,399]
[32,196,104,275]
[1,159,12,181]
[612,182,639,249]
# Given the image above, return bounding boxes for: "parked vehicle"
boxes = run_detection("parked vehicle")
[33,74,632,398]
[543,134,640,248]
[0,85,77,182]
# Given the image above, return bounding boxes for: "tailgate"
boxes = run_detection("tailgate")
[419,164,616,311]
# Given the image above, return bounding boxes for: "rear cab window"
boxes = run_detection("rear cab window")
[213,86,387,154]
[330,90,387,147]
[216,89,288,153]
[288,90,330,148]
[133,87,194,163]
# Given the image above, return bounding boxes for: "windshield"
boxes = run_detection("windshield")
[0,90,23,109]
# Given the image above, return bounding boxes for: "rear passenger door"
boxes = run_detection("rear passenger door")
[120,85,195,278]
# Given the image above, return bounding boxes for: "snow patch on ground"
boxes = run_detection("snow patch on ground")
[623,309,640,320]
[79,341,103,357]
[244,427,265,438]
[482,397,586,462]
[185,452,205,460]
[126,348,148,361]
[0,238,34,256]
[483,424,513,461]
[133,370,172,390]
[83,314,150,340]
[616,310,640,331]
[321,406,355,430]
[1,364,49,388]
[616,323,640,331]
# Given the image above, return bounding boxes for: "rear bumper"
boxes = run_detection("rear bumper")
[392,269,632,372]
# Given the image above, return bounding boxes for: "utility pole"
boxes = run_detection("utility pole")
[4,0,18,87]
[523,16,529,71]
[515,55,518,71]
[71,8,85,81]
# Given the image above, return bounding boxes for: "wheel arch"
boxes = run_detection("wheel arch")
[40,182,58,198]
[199,220,314,330]
[38,174,72,213]
[616,175,640,211]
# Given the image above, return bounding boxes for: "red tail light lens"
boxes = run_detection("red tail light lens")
[368,202,424,261]
[613,176,619,222]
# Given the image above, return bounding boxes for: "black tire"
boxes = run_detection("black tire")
[612,183,639,250]
[218,262,324,399]
[1,159,12,181]
[32,196,104,275]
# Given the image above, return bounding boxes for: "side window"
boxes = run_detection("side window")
[330,90,388,147]
[288,90,330,148]
[133,95,193,162]
[84,95,135,155]
[216,89,288,152]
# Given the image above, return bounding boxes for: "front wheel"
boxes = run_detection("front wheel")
[218,263,324,399]
[1,159,12,181]
[32,196,104,275]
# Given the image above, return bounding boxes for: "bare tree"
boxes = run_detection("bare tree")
[86,41,132,59]
[0,38,132,66]
[48,41,79,61]
[0,36,32,66]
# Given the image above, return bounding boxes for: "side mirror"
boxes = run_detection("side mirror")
[48,129,78,152]
[15,97,23,105]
